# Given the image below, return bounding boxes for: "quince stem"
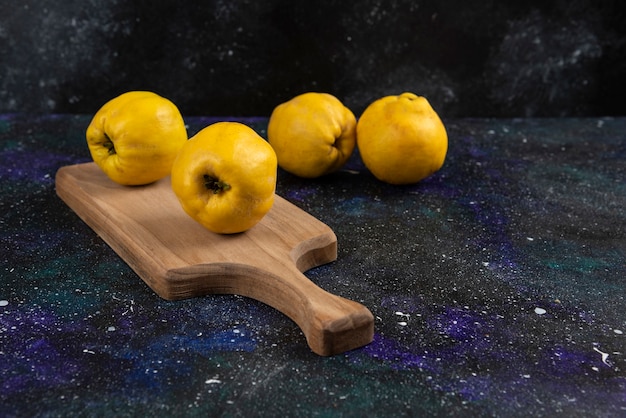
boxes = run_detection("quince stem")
[203,174,231,194]
[103,133,116,155]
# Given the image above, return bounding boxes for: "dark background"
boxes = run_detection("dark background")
[2,0,625,118]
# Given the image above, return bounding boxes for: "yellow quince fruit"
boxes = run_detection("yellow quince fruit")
[86,91,187,186]
[171,122,277,234]
[356,92,448,185]
[267,92,356,178]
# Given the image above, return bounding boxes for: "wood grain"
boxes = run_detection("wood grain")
[55,162,374,355]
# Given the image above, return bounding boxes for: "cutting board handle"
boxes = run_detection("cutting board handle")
[169,255,374,356]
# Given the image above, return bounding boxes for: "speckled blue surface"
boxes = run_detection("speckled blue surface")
[1,114,625,417]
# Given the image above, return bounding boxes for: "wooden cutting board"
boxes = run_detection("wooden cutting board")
[55,162,374,356]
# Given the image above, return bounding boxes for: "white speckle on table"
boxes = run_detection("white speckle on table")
[0,300,8,307]
[614,329,623,335]
[593,347,611,366]
[107,326,116,332]
[534,307,547,315]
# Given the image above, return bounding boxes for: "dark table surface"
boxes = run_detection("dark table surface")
[1,114,625,417]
